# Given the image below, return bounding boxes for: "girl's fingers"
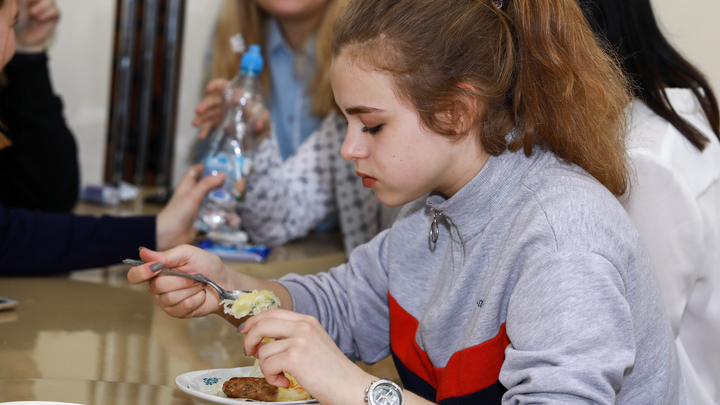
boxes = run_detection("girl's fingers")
[31,1,59,21]
[245,326,306,388]
[139,245,200,273]
[204,109,223,123]
[243,312,321,356]
[151,282,205,307]
[193,110,222,131]
[206,78,229,94]
[243,319,294,356]
[159,288,208,318]
[195,108,222,128]
[146,271,198,294]
[255,336,293,362]
[173,163,204,194]
[138,247,168,266]
[241,308,306,332]
[193,97,222,125]
[240,309,304,339]
[195,96,221,115]
[126,261,163,284]
[198,123,213,140]
[255,346,293,388]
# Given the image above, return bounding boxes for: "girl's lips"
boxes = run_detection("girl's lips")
[356,171,377,188]
[362,177,377,188]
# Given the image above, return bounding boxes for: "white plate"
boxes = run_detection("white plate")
[175,367,317,405]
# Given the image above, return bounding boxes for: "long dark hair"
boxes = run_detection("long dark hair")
[332,0,631,195]
[579,0,720,150]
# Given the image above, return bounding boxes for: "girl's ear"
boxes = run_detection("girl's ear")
[436,82,482,138]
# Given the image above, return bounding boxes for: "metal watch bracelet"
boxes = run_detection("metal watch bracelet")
[364,377,405,405]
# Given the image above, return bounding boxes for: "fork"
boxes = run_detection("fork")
[122,259,250,301]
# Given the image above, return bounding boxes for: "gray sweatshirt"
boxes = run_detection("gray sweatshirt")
[280,147,691,404]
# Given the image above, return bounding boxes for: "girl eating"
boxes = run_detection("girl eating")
[129,0,690,403]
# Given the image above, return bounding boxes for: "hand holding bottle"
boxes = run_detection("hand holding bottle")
[194,76,271,141]
[195,45,270,237]
[155,164,225,250]
[193,78,229,140]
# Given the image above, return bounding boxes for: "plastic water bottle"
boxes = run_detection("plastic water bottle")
[195,45,268,238]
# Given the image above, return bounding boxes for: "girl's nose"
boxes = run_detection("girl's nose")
[340,129,370,161]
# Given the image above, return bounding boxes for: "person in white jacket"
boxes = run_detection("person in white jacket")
[579,1,720,403]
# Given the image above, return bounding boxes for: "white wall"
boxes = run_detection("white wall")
[172,0,224,186]
[47,0,223,187]
[48,0,115,186]
[652,0,720,93]
[47,0,720,188]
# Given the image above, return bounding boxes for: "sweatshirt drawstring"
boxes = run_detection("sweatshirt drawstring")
[430,207,441,243]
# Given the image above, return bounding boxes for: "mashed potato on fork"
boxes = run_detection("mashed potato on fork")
[221,290,279,318]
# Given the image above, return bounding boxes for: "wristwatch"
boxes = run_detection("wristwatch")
[364,378,405,405]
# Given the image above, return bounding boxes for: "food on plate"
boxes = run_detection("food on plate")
[223,377,277,401]
[220,289,279,318]
[218,291,307,402]
[222,375,311,402]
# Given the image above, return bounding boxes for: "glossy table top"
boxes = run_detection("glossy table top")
[0,379,193,405]
[0,195,399,404]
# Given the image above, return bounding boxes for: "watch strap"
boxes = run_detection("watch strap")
[364,377,405,405]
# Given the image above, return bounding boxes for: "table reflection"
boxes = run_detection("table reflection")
[0,379,193,405]
[0,234,399,403]
[0,192,398,403]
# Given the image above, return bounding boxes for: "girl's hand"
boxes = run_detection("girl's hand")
[155,163,225,251]
[193,78,229,140]
[241,309,376,405]
[127,245,234,319]
[15,0,60,53]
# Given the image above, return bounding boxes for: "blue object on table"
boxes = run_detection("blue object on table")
[197,239,271,262]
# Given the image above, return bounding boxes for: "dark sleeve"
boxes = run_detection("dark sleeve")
[0,52,80,213]
[0,204,156,276]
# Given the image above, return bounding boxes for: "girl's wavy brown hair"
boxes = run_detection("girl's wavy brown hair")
[332,0,632,196]
[210,0,348,118]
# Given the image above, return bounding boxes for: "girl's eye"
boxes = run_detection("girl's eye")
[362,124,383,135]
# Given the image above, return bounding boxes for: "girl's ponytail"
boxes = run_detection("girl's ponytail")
[507,0,632,195]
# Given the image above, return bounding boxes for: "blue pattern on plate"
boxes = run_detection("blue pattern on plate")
[204,377,220,386]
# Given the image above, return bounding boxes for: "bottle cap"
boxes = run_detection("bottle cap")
[240,44,264,75]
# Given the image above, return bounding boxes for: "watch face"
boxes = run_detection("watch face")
[372,383,400,405]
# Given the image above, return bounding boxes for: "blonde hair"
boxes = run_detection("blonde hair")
[1,0,10,148]
[209,0,347,117]
[332,0,632,196]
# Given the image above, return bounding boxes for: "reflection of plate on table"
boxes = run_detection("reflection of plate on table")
[175,367,318,405]
[0,402,85,405]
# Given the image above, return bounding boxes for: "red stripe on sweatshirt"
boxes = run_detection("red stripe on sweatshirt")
[389,294,511,400]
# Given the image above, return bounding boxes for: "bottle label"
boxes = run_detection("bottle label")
[204,155,232,176]
[233,156,254,203]
[202,154,254,205]
[208,188,233,205]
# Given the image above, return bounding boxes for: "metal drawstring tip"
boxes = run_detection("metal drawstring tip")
[429,208,440,243]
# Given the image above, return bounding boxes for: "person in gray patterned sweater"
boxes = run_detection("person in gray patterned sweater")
[240,112,400,255]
